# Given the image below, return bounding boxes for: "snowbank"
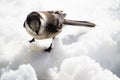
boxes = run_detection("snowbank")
[0,0,120,80]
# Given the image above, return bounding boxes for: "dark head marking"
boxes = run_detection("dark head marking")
[26,12,42,34]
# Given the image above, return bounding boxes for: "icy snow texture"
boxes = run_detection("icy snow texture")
[1,64,37,80]
[49,56,119,80]
[0,0,120,80]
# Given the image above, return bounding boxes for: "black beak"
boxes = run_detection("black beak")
[35,30,39,35]
[23,22,25,28]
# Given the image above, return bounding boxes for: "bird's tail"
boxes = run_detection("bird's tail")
[63,19,96,27]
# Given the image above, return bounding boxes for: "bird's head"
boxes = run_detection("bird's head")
[24,12,42,35]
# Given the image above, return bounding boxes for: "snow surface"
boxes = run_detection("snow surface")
[0,0,120,80]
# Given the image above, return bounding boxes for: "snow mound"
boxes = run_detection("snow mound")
[1,64,37,80]
[49,56,119,80]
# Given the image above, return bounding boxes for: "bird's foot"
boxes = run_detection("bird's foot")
[44,43,53,52]
[44,47,52,52]
[29,38,35,43]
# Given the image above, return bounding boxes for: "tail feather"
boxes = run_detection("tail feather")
[63,19,96,27]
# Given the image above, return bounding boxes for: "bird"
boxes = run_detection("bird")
[23,10,95,52]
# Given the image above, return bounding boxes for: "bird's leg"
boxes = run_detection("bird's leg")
[29,38,35,43]
[44,37,55,52]
[44,43,52,52]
